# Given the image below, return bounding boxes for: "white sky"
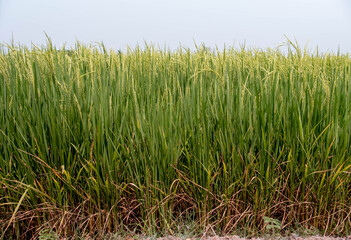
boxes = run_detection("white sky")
[0,0,351,52]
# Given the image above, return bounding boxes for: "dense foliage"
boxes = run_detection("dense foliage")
[1,41,351,238]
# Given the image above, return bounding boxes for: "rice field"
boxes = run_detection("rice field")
[1,40,351,239]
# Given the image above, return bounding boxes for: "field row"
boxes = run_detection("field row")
[1,43,351,238]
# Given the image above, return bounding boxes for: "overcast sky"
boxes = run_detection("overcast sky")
[0,0,351,52]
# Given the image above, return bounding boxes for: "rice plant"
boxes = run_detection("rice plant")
[0,39,351,239]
